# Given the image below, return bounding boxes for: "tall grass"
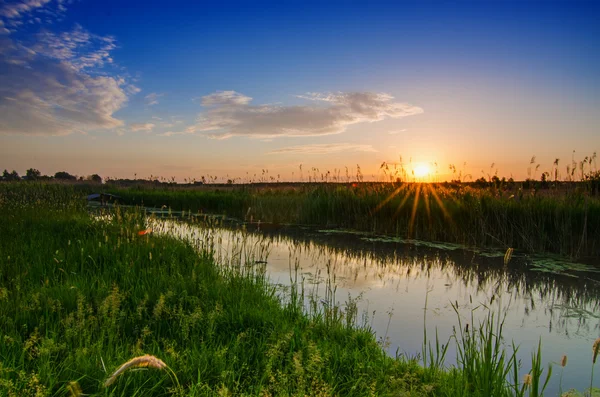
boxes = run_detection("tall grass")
[0,183,423,395]
[0,183,595,396]
[93,182,600,258]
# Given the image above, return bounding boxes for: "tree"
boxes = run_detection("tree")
[26,168,41,180]
[54,171,76,181]
[2,169,20,181]
[87,174,102,183]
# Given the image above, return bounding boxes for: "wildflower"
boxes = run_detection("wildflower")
[104,354,167,387]
[138,228,152,236]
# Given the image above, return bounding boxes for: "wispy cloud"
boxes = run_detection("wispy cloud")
[388,129,407,135]
[175,90,423,139]
[0,4,134,136]
[1,0,52,20]
[269,143,377,155]
[1,0,70,29]
[145,92,163,106]
[129,123,155,132]
[33,25,117,70]
[201,90,251,106]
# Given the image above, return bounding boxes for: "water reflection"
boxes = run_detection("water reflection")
[151,214,600,395]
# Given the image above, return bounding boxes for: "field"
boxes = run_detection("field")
[92,181,600,260]
[1,182,599,396]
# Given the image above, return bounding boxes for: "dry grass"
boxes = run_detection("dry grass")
[105,355,168,387]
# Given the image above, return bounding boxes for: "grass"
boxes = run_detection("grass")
[0,182,596,396]
[87,181,600,259]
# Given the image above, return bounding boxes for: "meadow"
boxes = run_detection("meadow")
[93,180,600,260]
[1,182,599,396]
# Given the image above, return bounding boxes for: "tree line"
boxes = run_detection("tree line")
[1,168,102,183]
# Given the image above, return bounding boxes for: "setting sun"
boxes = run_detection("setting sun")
[413,164,430,178]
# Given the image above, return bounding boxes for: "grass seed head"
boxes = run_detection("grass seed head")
[561,354,568,367]
[593,338,600,364]
[67,381,83,397]
[104,354,168,387]
[504,247,514,265]
[523,374,532,387]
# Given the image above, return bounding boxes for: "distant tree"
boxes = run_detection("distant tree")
[474,177,488,187]
[2,169,20,181]
[26,168,41,180]
[54,171,76,181]
[87,174,103,183]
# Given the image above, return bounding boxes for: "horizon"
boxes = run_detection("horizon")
[1,0,599,182]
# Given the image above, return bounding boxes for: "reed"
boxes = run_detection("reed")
[91,181,600,259]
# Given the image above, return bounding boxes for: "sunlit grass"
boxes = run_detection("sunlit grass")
[87,180,600,258]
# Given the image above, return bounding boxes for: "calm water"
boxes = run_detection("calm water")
[151,213,600,396]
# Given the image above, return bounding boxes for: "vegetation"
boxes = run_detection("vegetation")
[86,181,600,260]
[3,182,596,396]
[3,153,599,259]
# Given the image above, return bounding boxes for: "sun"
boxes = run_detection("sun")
[414,164,430,178]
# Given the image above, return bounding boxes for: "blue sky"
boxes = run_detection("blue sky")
[1,0,599,181]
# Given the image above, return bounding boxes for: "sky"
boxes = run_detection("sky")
[0,0,599,182]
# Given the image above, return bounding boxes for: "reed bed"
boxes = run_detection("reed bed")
[95,182,600,259]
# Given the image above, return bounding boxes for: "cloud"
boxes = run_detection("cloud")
[33,25,117,70]
[269,143,377,155]
[388,129,407,135]
[0,20,10,35]
[0,0,52,20]
[181,90,423,139]
[129,123,155,132]
[145,92,163,106]
[201,90,252,106]
[1,0,70,28]
[0,22,131,135]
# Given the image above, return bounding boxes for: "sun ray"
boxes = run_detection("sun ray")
[423,186,431,227]
[427,184,454,225]
[409,184,421,237]
[393,185,415,219]
[374,184,410,212]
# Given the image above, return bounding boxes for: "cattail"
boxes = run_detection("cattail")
[561,354,568,367]
[104,354,167,387]
[593,338,600,364]
[523,374,532,386]
[504,248,514,265]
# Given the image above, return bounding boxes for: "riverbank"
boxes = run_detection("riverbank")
[0,183,584,396]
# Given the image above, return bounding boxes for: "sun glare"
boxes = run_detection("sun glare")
[414,164,430,179]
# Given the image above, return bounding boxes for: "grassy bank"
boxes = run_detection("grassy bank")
[0,183,416,396]
[2,183,594,396]
[93,182,600,259]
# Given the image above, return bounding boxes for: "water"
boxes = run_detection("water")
[152,213,600,395]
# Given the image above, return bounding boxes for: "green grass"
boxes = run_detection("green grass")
[0,183,594,396]
[91,182,600,259]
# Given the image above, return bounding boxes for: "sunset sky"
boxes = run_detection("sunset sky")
[1,0,598,182]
